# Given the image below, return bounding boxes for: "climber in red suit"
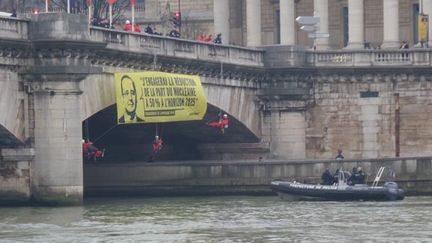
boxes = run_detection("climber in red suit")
[207,114,229,133]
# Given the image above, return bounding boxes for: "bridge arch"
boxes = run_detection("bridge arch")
[81,72,261,160]
[0,69,25,147]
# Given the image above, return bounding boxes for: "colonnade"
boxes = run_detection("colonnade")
[213,0,432,48]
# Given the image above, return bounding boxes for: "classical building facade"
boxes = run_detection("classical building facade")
[4,0,428,49]
[138,0,429,49]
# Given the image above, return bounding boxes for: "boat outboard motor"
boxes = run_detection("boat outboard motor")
[384,182,405,200]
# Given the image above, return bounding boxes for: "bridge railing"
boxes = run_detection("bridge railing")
[306,49,432,67]
[2,16,432,69]
[89,27,264,67]
[0,16,29,40]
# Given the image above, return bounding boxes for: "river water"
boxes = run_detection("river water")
[0,196,431,243]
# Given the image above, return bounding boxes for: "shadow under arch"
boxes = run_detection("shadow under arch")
[0,124,24,148]
[82,103,260,161]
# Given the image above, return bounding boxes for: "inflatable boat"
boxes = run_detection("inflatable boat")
[271,167,405,201]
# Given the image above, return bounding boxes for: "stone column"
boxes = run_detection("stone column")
[25,13,103,205]
[423,0,432,47]
[314,0,329,50]
[382,0,400,48]
[280,0,296,45]
[246,0,261,46]
[214,0,230,44]
[347,0,364,49]
[29,77,84,205]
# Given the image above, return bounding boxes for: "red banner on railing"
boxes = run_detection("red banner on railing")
[106,0,117,5]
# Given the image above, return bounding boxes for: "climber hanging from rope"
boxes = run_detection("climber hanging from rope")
[82,138,105,162]
[152,135,163,154]
[148,124,163,162]
[207,113,229,133]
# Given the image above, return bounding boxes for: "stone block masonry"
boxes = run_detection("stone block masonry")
[0,148,34,205]
[84,157,432,197]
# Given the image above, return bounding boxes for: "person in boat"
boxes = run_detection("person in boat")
[207,114,229,133]
[348,167,361,185]
[358,167,366,184]
[335,149,344,160]
[321,168,335,185]
[333,168,351,184]
[333,169,340,183]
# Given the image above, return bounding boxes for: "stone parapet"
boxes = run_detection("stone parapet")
[0,16,29,40]
[89,27,264,67]
[306,49,432,68]
[262,45,306,68]
[29,13,90,41]
[3,16,432,70]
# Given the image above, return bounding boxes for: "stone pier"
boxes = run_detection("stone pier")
[20,13,103,205]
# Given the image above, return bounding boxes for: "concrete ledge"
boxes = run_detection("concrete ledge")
[1,148,34,161]
[84,156,432,197]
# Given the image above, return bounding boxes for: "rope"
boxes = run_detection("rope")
[155,123,159,137]
[92,124,118,144]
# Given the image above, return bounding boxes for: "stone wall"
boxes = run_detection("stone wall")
[0,148,34,205]
[84,157,432,196]
[262,111,306,160]
[306,75,432,160]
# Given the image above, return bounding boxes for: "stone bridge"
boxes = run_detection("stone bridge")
[1,13,432,205]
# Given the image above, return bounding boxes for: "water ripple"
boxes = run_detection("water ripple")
[0,196,431,242]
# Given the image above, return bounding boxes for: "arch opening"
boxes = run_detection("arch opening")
[82,103,260,162]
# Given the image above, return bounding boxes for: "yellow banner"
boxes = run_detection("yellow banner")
[115,72,207,124]
[418,14,429,42]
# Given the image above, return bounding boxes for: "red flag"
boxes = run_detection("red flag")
[106,0,117,5]
[86,0,91,7]
[130,0,136,5]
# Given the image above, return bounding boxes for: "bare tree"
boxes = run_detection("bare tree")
[49,0,130,25]
[159,2,172,35]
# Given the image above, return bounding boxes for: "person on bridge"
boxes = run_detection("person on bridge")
[144,25,153,34]
[169,29,181,38]
[123,20,132,31]
[207,114,229,133]
[133,24,141,33]
[213,33,222,44]
[203,34,212,42]
[197,34,204,42]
